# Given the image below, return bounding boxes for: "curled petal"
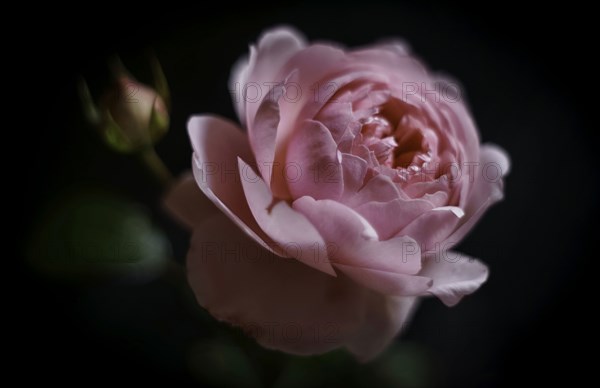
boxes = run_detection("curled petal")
[450,144,510,243]
[399,206,465,252]
[355,198,436,240]
[286,120,344,200]
[231,26,306,125]
[188,115,278,254]
[340,153,368,201]
[237,157,335,276]
[293,197,423,295]
[247,82,284,186]
[419,251,489,306]
[335,264,432,296]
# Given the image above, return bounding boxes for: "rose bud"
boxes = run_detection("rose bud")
[79,57,170,153]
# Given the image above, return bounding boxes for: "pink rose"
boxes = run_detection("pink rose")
[166,27,509,360]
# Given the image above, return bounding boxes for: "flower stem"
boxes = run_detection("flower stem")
[139,147,173,187]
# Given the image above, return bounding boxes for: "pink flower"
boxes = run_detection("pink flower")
[166,27,509,360]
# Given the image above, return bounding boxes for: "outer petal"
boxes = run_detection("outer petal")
[293,197,427,296]
[274,44,348,145]
[449,144,510,244]
[419,251,489,306]
[349,46,429,89]
[434,81,480,172]
[237,157,335,276]
[187,213,368,355]
[398,206,465,252]
[346,296,419,362]
[230,26,306,125]
[188,115,277,254]
[163,172,218,229]
[483,143,510,176]
[334,264,431,296]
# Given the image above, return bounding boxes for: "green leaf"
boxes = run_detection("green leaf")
[27,188,170,281]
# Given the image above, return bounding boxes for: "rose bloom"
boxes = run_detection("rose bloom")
[166,27,509,360]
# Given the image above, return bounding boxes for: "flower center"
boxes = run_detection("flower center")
[392,116,431,170]
[360,115,398,166]
[359,106,431,173]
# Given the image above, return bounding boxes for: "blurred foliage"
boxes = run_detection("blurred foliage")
[270,343,434,388]
[182,317,436,388]
[273,350,353,388]
[188,338,263,388]
[27,187,170,282]
[373,342,435,388]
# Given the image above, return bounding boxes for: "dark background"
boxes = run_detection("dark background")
[17,2,596,387]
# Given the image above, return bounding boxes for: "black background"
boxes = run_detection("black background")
[16,1,596,386]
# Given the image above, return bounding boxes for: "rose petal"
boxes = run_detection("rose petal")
[187,213,368,355]
[433,80,480,167]
[248,82,284,186]
[354,198,436,240]
[340,153,368,201]
[348,47,431,100]
[237,157,335,276]
[270,47,386,198]
[370,40,412,56]
[449,144,510,243]
[334,264,432,296]
[188,115,277,253]
[231,26,306,125]
[398,206,465,252]
[229,51,252,124]
[293,197,423,295]
[419,251,489,306]
[352,84,391,111]
[345,173,405,208]
[162,173,218,229]
[315,101,354,142]
[346,295,419,362]
[286,120,344,200]
[403,179,450,199]
[481,143,510,176]
[422,191,449,208]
